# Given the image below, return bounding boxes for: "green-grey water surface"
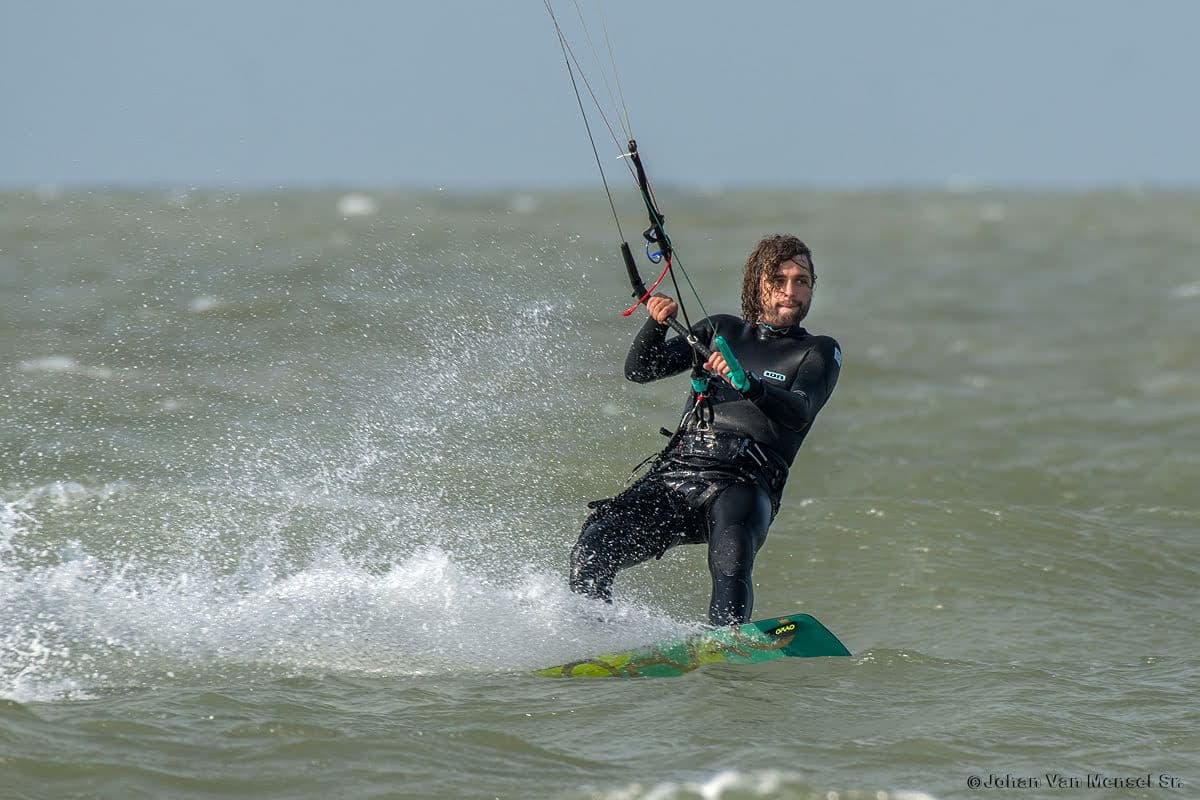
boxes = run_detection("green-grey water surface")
[1,187,1197,799]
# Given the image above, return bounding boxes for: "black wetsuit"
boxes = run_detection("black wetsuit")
[569,313,840,625]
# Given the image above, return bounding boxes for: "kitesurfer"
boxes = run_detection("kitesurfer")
[569,234,841,626]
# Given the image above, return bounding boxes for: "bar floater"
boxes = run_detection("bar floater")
[713,335,751,392]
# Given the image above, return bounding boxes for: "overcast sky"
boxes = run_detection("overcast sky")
[3,1,1198,188]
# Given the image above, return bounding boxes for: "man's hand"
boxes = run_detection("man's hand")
[704,350,732,384]
[645,293,678,325]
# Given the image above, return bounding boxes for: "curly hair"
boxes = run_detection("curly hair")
[739,234,815,323]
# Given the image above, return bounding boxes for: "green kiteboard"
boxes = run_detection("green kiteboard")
[535,613,850,678]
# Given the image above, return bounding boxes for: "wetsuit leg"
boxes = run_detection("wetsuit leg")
[570,477,697,602]
[705,482,773,626]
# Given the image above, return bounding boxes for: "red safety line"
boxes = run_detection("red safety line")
[621,256,673,317]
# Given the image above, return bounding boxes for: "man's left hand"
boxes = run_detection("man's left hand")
[704,351,732,384]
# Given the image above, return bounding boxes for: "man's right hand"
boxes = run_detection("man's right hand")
[645,293,678,325]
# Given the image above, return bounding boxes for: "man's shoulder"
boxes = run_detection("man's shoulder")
[792,330,842,365]
[808,333,842,367]
[696,313,746,340]
[707,313,745,328]
[805,331,840,349]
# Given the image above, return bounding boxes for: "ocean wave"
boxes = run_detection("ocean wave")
[558,770,939,800]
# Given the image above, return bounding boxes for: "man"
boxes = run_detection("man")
[569,234,841,626]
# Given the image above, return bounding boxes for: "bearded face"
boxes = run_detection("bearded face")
[758,257,813,327]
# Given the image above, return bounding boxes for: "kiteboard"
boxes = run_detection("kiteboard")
[535,613,850,678]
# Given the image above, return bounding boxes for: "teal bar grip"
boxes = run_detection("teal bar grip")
[691,376,709,393]
[713,335,750,392]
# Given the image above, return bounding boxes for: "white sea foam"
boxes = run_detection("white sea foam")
[337,192,378,217]
[17,356,113,379]
[0,481,690,700]
[1170,280,1200,299]
[189,295,222,313]
[570,770,940,800]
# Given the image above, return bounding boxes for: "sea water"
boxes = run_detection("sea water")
[1,187,1197,798]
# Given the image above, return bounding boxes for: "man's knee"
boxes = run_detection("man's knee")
[708,526,755,579]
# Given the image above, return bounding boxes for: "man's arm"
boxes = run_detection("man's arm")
[742,337,841,432]
[624,316,696,382]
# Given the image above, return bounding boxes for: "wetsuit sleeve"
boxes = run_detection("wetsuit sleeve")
[743,337,841,432]
[624,317,699,382]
